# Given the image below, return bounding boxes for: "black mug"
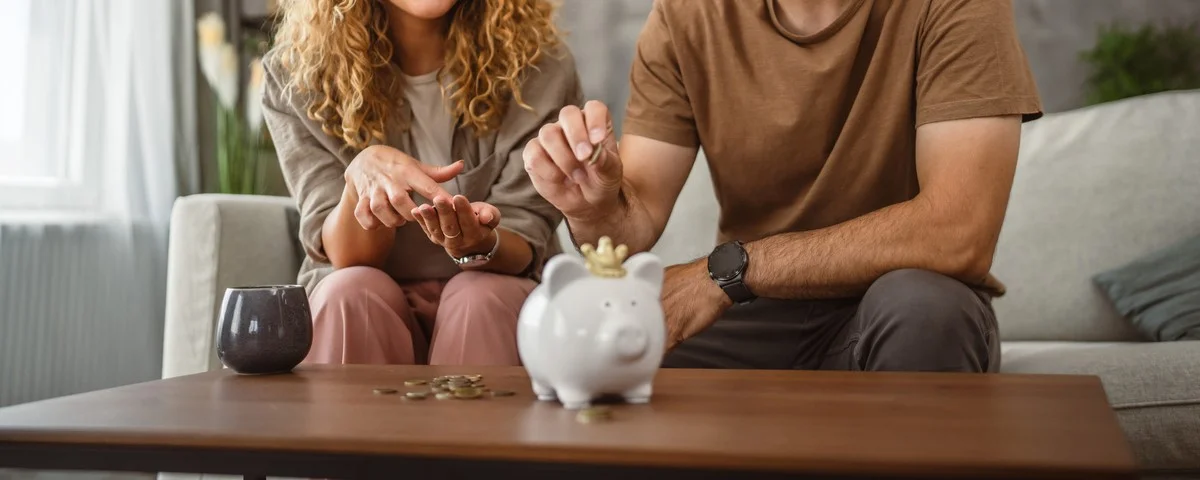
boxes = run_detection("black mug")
[216,285,313,375]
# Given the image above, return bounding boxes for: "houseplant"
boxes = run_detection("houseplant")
[1080,22,1200,106]
[197,12,271,195]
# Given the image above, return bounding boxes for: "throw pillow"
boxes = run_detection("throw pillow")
[1093,234,1200,341]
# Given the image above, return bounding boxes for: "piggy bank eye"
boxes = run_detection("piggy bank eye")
[603,301,612,308]
[631,300,638,307]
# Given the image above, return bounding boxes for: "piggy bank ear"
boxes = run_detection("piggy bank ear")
[543,254,590,297]
[624,253,663,294]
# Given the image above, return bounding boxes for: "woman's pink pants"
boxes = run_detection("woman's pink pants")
[302,266,535,366]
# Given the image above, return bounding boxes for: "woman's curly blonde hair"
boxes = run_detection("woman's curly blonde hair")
[274,0,561,150]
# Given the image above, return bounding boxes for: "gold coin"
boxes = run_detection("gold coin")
[405,391,428,400]
[404,379,427,386]
[575,406,613,424]
[435,392,453,400]
[467,375,483,382]
[453,387,483,399]
[490,390,515,397]
[372,388,398,395]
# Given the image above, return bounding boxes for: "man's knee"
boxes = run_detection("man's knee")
[856,269,994,372]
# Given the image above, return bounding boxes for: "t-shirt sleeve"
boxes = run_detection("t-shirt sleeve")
[915,0,1043,126]
[623,0,699,148]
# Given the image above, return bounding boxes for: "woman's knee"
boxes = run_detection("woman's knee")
[310,266,406,310]
[439,271,535,316]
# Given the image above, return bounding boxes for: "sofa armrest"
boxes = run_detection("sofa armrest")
[161,194,302,379]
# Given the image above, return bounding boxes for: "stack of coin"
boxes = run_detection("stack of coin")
[379,374,519,401]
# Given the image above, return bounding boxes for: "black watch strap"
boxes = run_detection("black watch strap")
[718,278,756,304]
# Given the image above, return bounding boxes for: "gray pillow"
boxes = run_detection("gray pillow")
[1093,234,1200,341]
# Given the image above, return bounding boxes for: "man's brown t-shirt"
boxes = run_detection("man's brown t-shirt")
[623,0,1043,294]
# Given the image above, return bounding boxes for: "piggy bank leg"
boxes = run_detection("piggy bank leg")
[555,388,594,410]
[531,379,556,401]
[622,382,653,404]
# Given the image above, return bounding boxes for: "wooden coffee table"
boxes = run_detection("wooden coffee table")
[0,365,1134,479]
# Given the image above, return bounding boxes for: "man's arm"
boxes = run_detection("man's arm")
[741,115,1022,299]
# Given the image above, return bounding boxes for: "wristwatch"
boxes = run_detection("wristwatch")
[452,229,501,268]
[707,241,756,305]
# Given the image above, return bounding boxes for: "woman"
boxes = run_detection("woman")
[262,0,580,366]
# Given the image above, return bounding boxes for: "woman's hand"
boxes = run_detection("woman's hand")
[412,195,503,258]
[345,145,464,230]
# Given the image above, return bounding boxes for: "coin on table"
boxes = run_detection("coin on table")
[490,390,515,398]
[372,388,398,395]
[467,374,483,382]
[435,392,453,400]
[404,391,428,400]
[453,387,484,399]
[575,406,613,424]
[404,379,427,386]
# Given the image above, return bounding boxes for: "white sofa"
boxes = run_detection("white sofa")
[163,91,1200,478]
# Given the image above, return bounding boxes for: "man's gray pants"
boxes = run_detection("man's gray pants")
[662,269,1001,372]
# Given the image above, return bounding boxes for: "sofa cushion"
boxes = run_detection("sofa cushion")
[992,90,1200,341]
[1093,234,1200,341]
[1001,341,1200,473]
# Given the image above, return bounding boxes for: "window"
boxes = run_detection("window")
[0,0,99,211]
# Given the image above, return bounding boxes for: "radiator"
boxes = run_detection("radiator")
[0,219,164,407]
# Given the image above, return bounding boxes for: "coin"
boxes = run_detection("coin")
[490,390,515,397]
[467,375,483,382]
[435,392,453,400]
[372,388,398,395]
[404,379,427,386]
[575,406,613,424]
[453,387,484,399]
[405,391,428,400]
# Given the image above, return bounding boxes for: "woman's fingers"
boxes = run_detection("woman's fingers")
[369,190,404,227]
[354,195,381,230]
[471,202,502,229]
[453,195,483,240]
[387,187,418,222]
[417,204,444,243]
[433,196,460,240]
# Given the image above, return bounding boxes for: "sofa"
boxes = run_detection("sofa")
[162,90,1200,478]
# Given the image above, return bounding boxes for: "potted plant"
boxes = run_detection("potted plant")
[197,12,272,195]
[1080,22,1200,106]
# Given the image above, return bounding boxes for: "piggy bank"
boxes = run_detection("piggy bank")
[517,237,665,410]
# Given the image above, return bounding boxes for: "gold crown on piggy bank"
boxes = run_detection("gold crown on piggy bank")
[580,236,629,278]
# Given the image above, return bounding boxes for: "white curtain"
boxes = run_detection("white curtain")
[0,0,196,424]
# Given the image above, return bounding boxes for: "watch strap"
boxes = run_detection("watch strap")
[718,278,756,305]
[452,229,501,267]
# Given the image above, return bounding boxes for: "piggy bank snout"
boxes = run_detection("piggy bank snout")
[604,322,650,361]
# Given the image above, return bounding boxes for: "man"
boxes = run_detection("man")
[522,0,1042,372]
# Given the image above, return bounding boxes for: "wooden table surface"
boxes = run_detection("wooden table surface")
[0,365,1135,479]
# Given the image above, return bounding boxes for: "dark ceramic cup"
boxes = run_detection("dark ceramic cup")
[216,285,313,375]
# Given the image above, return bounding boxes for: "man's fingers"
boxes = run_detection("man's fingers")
[369,190,403,227]
[419,160,464,183]
[582,100,611,144]
[537,123,583,182]
[417,204,444,243]
[558,106,592,161]
[433,195,460,240]
[523,138,567,184]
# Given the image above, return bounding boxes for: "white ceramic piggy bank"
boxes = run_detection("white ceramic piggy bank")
[517,237,665,410]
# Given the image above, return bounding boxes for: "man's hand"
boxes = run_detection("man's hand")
[522,101,624,223]
[662,259,733,351]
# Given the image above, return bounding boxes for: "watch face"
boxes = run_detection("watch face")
[708,242,747,281]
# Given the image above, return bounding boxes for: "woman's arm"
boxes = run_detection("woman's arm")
[321,182,395,269]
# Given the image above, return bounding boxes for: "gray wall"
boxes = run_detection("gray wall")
[557,0,1200,117]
